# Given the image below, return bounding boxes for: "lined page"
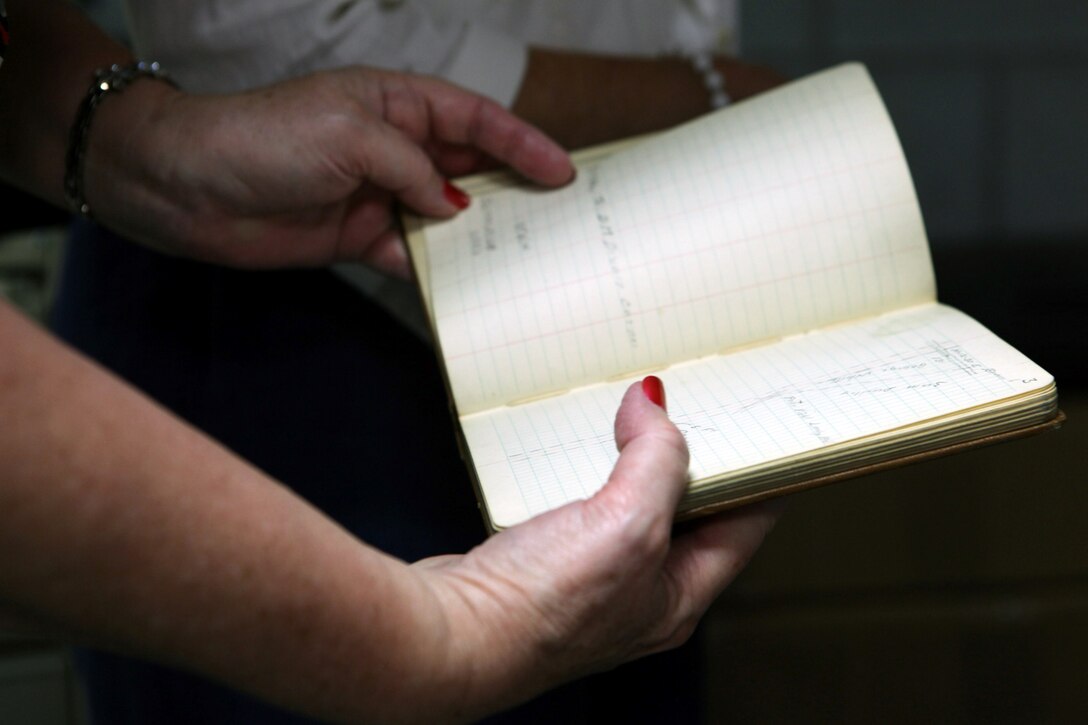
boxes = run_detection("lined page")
[461,304,1053,529]
[423,63,936,415]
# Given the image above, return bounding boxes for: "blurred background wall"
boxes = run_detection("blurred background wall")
[707,2,1088,723]
[1,1,1085,722]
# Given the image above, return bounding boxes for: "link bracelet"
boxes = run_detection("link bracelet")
[64,60,177,218]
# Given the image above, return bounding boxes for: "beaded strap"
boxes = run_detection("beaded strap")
[688,52,731,110]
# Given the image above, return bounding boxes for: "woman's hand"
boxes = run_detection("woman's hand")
[86,67,574,276]
[411,380,781,720]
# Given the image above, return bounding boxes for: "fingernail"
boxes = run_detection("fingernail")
[642,375,666,410]
[443,180,471,210]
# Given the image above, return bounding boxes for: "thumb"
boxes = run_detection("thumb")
[596,377,690,516]
[359,122,467,218]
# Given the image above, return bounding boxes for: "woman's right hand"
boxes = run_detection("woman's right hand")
[411,379,781,721]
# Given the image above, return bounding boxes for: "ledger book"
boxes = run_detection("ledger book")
[403,63,1060,532]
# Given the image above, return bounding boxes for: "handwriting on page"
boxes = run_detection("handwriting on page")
[674,336,1017,464]
[589,165,639,351]
[425,64,937,415]
[469,197,531,257]
[459,305,1051,526]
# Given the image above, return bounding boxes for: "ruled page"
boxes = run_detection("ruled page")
[422,63,936,415]
[461,304,1054,529]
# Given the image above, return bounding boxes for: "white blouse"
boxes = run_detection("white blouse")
[123,0,739,104]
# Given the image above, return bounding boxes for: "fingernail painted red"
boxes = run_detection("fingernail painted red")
[443,180,471,210]
[642,375,666,410]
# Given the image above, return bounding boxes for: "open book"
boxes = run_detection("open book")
[403,63,1061,532]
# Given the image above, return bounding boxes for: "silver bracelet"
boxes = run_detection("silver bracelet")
[64,60,177,218]
[688,52,731,110]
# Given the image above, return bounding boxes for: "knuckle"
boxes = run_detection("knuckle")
[611,495,672,552]
[473,97,530,158]
[657,426,691,467]
[635,607,700,657]
[664,613,701,650]
[654,593,703,652]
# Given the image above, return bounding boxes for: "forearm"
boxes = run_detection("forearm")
[0,0,134,207]
[0,301,462,723]
[512,49,786,149]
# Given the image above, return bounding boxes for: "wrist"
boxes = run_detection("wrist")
[74,63,183,226]
[410,570,500,721]
[419,559,575,721]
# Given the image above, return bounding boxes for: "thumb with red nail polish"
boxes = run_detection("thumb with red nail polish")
[641,375,666,410]
[612,375,681,468]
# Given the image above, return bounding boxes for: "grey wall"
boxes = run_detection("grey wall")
[742,0,1088,249]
